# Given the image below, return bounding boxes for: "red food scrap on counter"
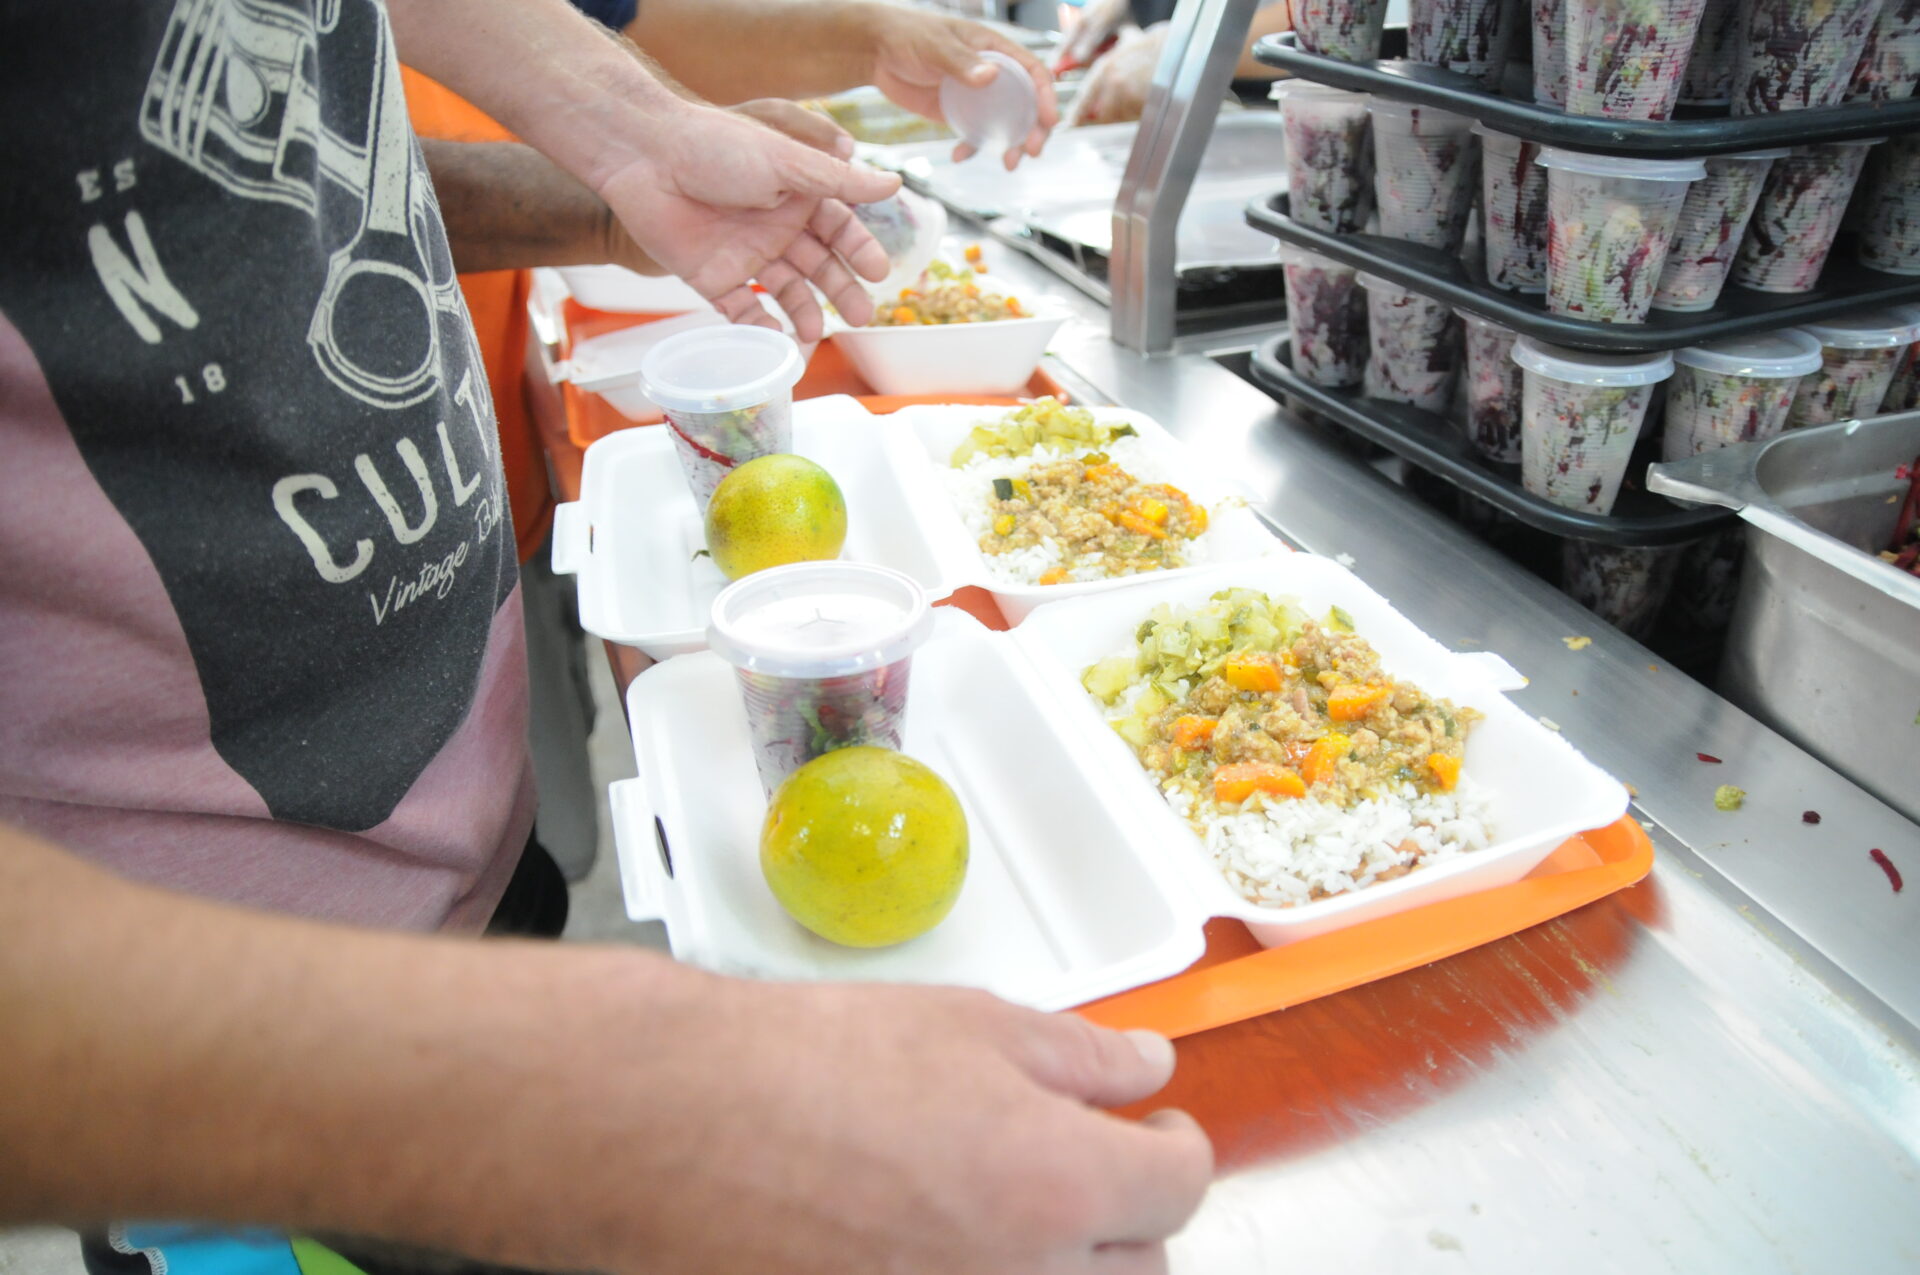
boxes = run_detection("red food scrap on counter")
[1869,848,1903,894]
[1802,810,1822,825]
[1696,752,1722,764]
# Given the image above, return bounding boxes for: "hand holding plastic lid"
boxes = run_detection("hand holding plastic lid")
[940,50,1042,169]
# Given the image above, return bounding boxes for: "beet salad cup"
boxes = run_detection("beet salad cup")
[1281,244,1370,389]
[1513,337,1675,514]
[1274,81,1374,234]
[1787,310,1920,430]
[1729,141,1881,294]
[639,325,807,515]
[1661,330,1824,462]
[1651,150,1785,313]
[1538,149,1704,325]
[1565,0,1711,121]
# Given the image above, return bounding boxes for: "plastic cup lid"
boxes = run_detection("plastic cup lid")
[939,50,1038,154]
[1270,80,1367,105]
[1672,330,1824,378]
[1511,337,1675,387]
[638,325,805,414]
[1534,148,1706,183]
[1364,96,1472,130]
[1798,308,1920,349]
[707,562,934,680]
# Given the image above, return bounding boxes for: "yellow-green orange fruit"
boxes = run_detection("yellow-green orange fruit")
[704,454,847,580]
[760,747,969,948]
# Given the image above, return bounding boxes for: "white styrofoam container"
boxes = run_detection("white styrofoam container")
[607,557,1628,1006]
[561,311,729,422]
[556,266,709,314]
[555,401,1289,652]
[826,300,1068,397]
[613,609,1209,1012]
[551,397,949,658]
[881,403,1288,623]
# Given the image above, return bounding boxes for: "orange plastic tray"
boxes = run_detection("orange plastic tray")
[555,298,1068,448]
[1076,816,1654,1039]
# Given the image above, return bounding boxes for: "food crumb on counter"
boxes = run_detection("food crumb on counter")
[1713,784,1745,812]
[1335,552,1356,567]
[1625,782,1638,797]
[1802,810,1821,825]
[1870,849,1903,893]
[1696,752,1722,764]
[1563,635,1592,650]
[1537,716,1561,732]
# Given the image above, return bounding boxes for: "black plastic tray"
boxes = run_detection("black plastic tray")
[1247,195,1920,354]
[1247,336,1734,547]
[1253,32,1920,157]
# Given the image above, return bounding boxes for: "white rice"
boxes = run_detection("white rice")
[945,437,1213,585]
[1163,779,1493,909]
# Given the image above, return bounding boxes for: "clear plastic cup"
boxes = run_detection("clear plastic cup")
[639,326,807,514]
[1651,150,1786,312]
[1409,0,1516,87]
[1514,337,1674,513]
[1847,1,1920,102]
[1661,330,1824,461]
[1293,0,1392,62]
[1565,0,1710,120]
[1275,82,1375,233]
[1359,274,1460,411]
[1680,0,1742,105]
[1538,149,1704,324]
[939,49,1038,159]
[1881,305,1920,411]
[707,562,935,793]
[1477,126,1549,292]
[1730,141,1880,293]
[1532,0,1569,105]
[853,188,948,298]
[1460,311,1526,462]
[1561,541,1684,639]
[1734,0,1885,114]
[1857,134,1920,275]
[1368,99,1478,251]
[1281,245,1371,388]
[1788,310,1920,428]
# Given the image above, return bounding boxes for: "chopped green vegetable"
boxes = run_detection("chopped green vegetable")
[991,476,1016,501]
[1327,605,1355,632]
[949,399,1138,466]
[1081,655,1138,703]
[1096,589,1313,743]
[1714,784,1745,812]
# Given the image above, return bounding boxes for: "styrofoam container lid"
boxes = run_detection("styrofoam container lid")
[707,562,934,680]
[1798,308,1920,349]
[1270,80,1368,105]
[1512,336,1675,387]
[639,325,805,414]
[1534,148,1706,182]
[1672,329,1824,378]
[939,50,1038,154]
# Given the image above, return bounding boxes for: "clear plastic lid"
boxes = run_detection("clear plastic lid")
[707,562,934,680]
[1534,149,1707,183]
[1364,96,1472,131]
[1798,309,1920,349]
[853,188,948,298]
[1672,330,1824,378]
[1511,337,1675,387]
[1270,80,1368,106]
[638,325,806,414]
[939,50,1038,155]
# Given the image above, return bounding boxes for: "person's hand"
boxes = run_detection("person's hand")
[595,100,900,338]
[865,6,1059,170]
[410,955,1215,1274]
[1056,0,1132,73]
[1068,23,1170,128]
[731,98,857,160]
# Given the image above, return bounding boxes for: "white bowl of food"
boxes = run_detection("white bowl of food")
[829,263,1068,396]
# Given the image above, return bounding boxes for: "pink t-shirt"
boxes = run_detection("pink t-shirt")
[0,0,534,931]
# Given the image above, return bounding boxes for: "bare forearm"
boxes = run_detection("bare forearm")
[0,824,679,1254]
[422,140,660,274]
[624,0,880,104]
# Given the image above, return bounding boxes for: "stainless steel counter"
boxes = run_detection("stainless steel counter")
[963,239,1920,1270]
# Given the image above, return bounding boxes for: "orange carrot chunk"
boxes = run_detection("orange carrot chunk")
[1213,763,1307,804]
[1301,733,1351,787]
[1426,753,1462,791]
[1037,566,1071,586]
[1171,716,1217,750]
[1328,683,1389,721]
[1222,655,1283,693]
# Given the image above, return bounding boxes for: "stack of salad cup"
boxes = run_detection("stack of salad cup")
[1788,310,1920,429]
[1730,141,1882,295]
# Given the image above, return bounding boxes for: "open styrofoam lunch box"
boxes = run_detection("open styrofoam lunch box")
[609,557,1630,1011]
[825,296,1070,397]
[552,400,1288,655]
